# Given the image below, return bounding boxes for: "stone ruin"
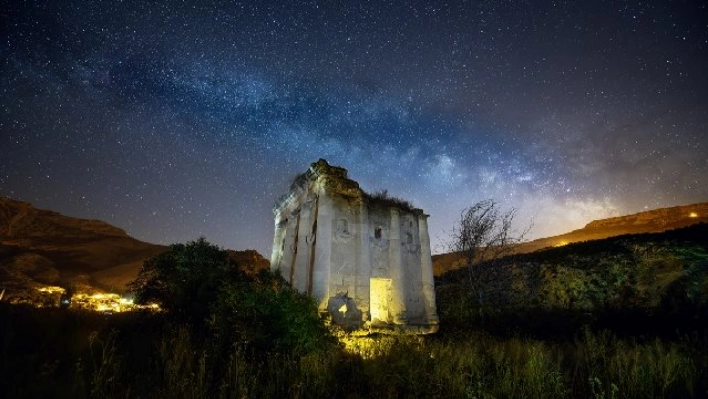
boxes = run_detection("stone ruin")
[270,159,439,334]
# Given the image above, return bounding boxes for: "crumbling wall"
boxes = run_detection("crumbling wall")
[271,159,439,333]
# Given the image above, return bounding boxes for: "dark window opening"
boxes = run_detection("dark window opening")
[375,227,382,239]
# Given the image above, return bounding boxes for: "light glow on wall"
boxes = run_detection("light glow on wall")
[369,278,391,323]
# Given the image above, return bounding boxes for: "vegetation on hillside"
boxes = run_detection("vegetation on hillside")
[1,228,707,398]
[437,223,708,337]
[447,199,531,282]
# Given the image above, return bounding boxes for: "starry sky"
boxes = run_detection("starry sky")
[2,0,707,257]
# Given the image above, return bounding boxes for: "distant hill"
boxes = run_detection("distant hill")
[433,202,708,275]
[0,197,269,303]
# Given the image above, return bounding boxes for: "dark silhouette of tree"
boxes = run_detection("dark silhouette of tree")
[129,237,332,354]
[129,237,240,326]
[448,199,531,282]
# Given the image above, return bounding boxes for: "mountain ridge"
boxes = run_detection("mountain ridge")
[433,202,708,275]
[0,197,269,303]
[1,198,128,239]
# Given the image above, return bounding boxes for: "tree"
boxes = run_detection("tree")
[129,237,333,354]
[129,237,243,326]
[448,199,531,283]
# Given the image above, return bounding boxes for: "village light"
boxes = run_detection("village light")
[31,285,160,312]
[36,286,66,294]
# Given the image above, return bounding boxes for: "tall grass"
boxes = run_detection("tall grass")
[1,304,706,398]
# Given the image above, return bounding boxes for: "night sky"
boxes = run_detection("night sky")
[2,1,707,257]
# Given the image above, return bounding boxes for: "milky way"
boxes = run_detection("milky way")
[2,1,707,256]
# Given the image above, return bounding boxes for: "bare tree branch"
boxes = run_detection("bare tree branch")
[448,199,532,284]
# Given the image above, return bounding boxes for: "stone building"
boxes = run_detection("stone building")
[270,159,439,333]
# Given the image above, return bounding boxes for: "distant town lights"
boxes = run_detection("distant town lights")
[689,212,698,218]
[28,286,159,313]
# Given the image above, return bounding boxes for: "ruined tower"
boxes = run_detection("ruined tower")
[270,159,439,334]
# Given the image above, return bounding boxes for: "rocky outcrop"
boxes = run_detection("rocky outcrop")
[529,202,708,252]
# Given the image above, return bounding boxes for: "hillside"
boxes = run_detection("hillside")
[435,222,708,335]
[433,202,708,275]
[0,197,269,303]
[0,197,168,301]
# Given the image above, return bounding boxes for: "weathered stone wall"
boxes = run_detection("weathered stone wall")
[271,159,439,333]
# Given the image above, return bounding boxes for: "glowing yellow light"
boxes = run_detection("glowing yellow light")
[689,212,698,218]
[554,241,569,247]
[31,286,158,313]
[336,333,425,359]
[336,334,382,359]
[339,304,348,314]
[36,286,66,294]
[370,278,391,322]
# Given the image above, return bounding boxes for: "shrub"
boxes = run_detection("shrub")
[130,238,334,355]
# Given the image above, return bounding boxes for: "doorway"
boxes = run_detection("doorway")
[369,278,391,323]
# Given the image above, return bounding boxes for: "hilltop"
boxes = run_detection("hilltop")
[433,202,708,275]
[0,197,268,303]
[0,197,167,301]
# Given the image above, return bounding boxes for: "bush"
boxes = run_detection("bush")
[130,238,334,355]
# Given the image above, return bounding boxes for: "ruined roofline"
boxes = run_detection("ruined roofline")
[309,158,351,181]
[270,158,439,333]
[273,158,426,215]
[273,159,357,213]
[362,189,425,216]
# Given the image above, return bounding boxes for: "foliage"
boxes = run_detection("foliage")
[3,225,708,398]
[210,269,334,355]
[437,224,708,338]
[129,237,239,326]
[1,304,706,398]
[365,189,416,211]
[129,237,333,355]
